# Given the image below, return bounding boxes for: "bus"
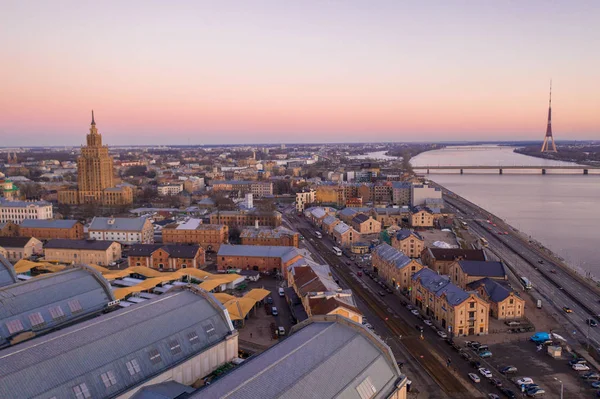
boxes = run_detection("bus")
[480,237,489,247]
[314,231,322,239]
[520,276,532,290]
[332,246,342,256]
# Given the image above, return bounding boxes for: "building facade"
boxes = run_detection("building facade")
[350,214,381,235]
[58,112,133,206]
[295,189,316,212]
[332,222,360,248]
[89,217,154,245]
[128,244,205,270]
[411,268,489,336]
[19,219,84,240]
[372,243,423,291]
[157,183,184,196]
[0,199,53,223]
[44,239,122,266]
[209,210,282,228]
[411,184,442,207]
[391,229,424,258]
[216,245,304,277]
[422,248,486,275]
[449,260,507,289]
[410,207,434,227]
[468,278,525,320]
[211,181,273,197]
[162,220,228,251]
[0,237,43,262]
[240,226,299,247]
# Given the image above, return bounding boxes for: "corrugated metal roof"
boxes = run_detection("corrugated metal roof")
[0,199,51,208]
[89,217,148,232]
[0,237,37,249]
[334,222,351,235]
[192,319,403,399]
[0,254,17,288]
[45,239,118,251]
[373,244,411,269]
[20,219,79,229]
[458,260,505,278]
[412,268,470,306]
[0,287,234,399]
[0,265,114,348]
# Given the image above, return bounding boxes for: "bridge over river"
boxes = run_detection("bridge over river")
[413,165,600,175]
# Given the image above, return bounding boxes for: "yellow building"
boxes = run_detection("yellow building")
[410,207,434,227]
[58,111,133,206]
[449,260,507,289]
[372,243,423,291]
[391,229,424,258]
[412,268,489,336]
[468,278,525,320]
[44,239,122,266]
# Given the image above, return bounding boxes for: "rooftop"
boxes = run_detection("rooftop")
[458,260,506,278]
[372,243,412,270]
[395,229,423,241]
[129,244,202,259]
[351,213,370,224]
[427,248,486,262]
[89,216,148,232]
[45,239,118,251]
[0,286,234,399]
[20,219,79,229]
[217,244,300,260]
[412,268,471,307]
[467,277,512,303]
[0,254,17,288]
[0,236,37,249]
[240,226,297,239]
[0,199,51,208]
[192,316,404,399]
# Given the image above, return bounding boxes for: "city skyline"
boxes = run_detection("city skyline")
[2,1,599,146]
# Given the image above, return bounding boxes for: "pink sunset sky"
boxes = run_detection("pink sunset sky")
[1,1,599,146]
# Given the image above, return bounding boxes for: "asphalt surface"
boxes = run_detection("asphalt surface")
[444,194,600,349]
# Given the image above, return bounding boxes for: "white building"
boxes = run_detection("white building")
[157,183,184,196]
[411,184,442,207]
[295,189,316,212]
[88,217,154,245]
[0,199,53,223]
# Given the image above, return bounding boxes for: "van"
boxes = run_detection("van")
[278,288,285,297]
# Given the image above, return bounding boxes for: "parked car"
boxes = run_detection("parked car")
[591,381,600,388]
[364,323,373,330]
[423,319,433,326]
[515,377,534,386]
[271,306,278,316]
[460,351,472,361]
[500,366,518,374]
[266,297,273,304]
[469,360,481,369]
[278,326,285,336]
[468,373,481,383]
[468,341,481,350]
[411,309,420,316]
[499,388,517,399]
[569,358,587,366]
[588,318,598,327]
[479,351,492,358]
[478,368,492,378]
[526,388,545,397]
[583,372,600,380]
[437,331,448,339]
[573,363,590,371]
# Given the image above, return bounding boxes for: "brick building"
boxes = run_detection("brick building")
[128,244,205,271]
[449,260,507,289]
[468,278,525,320]
[88,217,153,245]
[216,244,304,277]
[19,219,84,240]
[162,219,228,251]
[350,214,381,235]
[209,210,281,228]
[240,226,299,248]
[44,239,121,266]
[372,243,423,291]
[421,248,486,275]
[391,229,424,258]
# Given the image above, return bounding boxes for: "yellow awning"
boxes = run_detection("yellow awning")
[224,297,258,319]
[198,278,228,292]
[213,293,235,304]
[13,260,56,274]
[244,288,270,302]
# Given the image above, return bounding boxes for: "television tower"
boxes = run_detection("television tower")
[540,81,557,153]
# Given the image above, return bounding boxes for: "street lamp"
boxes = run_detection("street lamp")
[553,377,563,399]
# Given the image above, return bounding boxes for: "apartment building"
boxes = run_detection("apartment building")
[240,226,299,248]
[391,229,424,258]
[0,199,53,223]
[350,214,381,235]
[411,268,489,336]
[411,184,442,207]
[392,182,412,206]
[19,219,84,240]
[449,260,507,289]
[209,210,282,228]
[410,206,434,227]
[211,180,273,197]
[372,243,423,291]
[128,244,205,270]
[0,237,43,262]
[44,239,122,266]
[88,217,154,245]
[162,219,228,251]
[157,183,184,196]
[295,189,316,212]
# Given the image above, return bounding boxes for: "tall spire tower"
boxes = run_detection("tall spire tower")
[541,81,557,153]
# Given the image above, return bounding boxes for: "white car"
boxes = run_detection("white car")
[572,363,590,371]
[278,326,285,336]
[515,377,534,386]
[364,323,373,330]
[437,331,448,339]
[424,320,433,326]
[411,309,420,316]
[468,373,481,383]
[478,368,492,378]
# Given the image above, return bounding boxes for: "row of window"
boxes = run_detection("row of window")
[5,300,81,335]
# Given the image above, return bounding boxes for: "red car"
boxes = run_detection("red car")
[357,271,363,277]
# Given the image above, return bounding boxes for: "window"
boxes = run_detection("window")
[68,299,83,313]
[479,327,484,333]
[356,376,377,399]
[169,339,182,355]
[148,348,162,364]
[73,383,91,399]
[509,299,514,305]
[28,312,45,328]
[7,319,24,334]
[188,330,200,344]
[100,370,117,388]
[126,359,141,376]
[204,322,216,337]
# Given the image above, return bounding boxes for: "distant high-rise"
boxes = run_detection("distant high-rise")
[58,111,133,206]
[540,82,557,153]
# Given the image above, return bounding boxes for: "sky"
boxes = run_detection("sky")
[1,1,599,146]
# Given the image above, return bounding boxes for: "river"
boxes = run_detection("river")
[411,146,600,278]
